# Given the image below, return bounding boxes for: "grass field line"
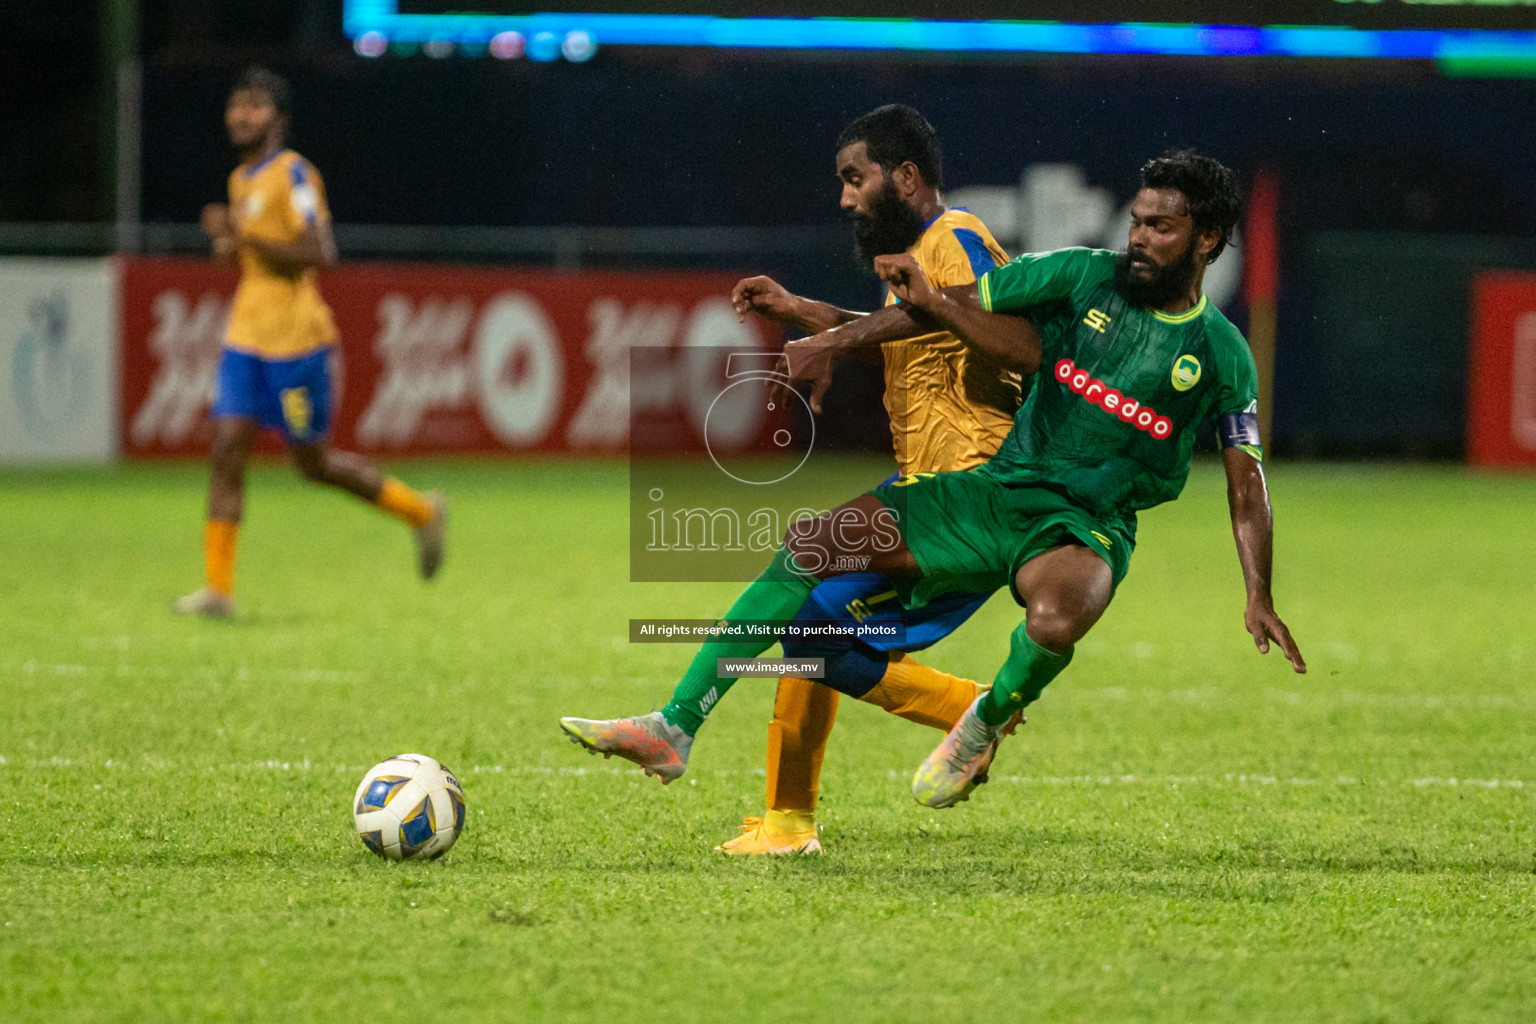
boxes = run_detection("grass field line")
[1079,685,1536,709]
[0,754,1527,791]
[11,659,1536,711]
[10,659,362,684]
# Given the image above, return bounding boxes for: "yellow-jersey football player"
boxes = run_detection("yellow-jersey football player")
[588,105,1032,853]
[175,67,446,618]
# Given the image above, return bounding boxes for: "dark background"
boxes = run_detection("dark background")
[13,1,1536,456]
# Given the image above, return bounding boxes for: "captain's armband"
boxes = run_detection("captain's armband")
[1218,409,1263,461]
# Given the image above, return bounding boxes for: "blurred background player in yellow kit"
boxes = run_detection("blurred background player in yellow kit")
[175,67,446,618]
[709,105,1030,852]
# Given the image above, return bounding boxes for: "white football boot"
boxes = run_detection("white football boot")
[911,696,1016,808]
[173,587,235,619]
[559,711,694,784]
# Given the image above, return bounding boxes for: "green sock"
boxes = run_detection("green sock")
[660,546,817,735]
[977,621,1074,726]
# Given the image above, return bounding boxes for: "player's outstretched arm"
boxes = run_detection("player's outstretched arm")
[771,300,936,413]
[874,253,1041,373]
[771,252,1043,412]
[1223,446,1306,673]
[732,275,863,333]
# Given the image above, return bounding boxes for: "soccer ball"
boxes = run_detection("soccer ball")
[352,753,466,861]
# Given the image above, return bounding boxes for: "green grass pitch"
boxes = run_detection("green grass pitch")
[1,457,1533,1023]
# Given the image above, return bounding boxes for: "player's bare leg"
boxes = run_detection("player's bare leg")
[290,441,447,579]
[175,415,258,617]
[913,543,1112,807]
[207,415,259,523]
[786,494,922,579]
[290,441,383,501]
[1013,543,1115,654]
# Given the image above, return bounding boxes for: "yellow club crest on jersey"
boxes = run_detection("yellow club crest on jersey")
[1171,354,1202,391]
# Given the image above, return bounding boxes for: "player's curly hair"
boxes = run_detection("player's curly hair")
[232,65,291,117]
[1140,149,1242,264]
[836,104,944,191]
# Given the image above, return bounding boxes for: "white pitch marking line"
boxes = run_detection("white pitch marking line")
[0,756,1527,789]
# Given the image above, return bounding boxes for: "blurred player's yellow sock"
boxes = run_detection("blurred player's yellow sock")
[375,478,434,528]
[763,809,817,834]
[861,654,982,731]
[204,519,239,597]
[765,676,839,814]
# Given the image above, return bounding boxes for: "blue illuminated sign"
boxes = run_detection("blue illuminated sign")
[342,3,1536,71]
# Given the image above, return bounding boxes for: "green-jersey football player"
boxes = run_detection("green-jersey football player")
[792,148,1306,807]
[562,149,1305,813]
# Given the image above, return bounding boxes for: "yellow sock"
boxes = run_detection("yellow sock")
[764,808,817,834]
[375,477,434,528]
[204,519,239,597]
[764,676,839,815]
[861,653,983,731]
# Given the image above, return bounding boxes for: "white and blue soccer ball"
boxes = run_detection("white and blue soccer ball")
[352,754,466,861]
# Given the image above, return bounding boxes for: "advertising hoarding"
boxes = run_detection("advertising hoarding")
[0,259,117,464]
[119,256,774,458]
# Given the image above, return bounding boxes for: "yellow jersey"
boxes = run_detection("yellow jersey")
[882,208,1022,475]
[225,148,338,359]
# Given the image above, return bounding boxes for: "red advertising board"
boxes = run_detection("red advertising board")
[119,256,776,458]
[1468,272,1536,468]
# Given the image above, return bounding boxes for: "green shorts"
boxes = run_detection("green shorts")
[871,469,1134,609]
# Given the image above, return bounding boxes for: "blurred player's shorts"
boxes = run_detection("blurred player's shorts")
[211,346,333,444]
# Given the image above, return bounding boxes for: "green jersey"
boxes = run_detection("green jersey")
[975,247,1260,520]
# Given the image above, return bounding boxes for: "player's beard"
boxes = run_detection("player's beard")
[1114,240,1201,309]
[850,181,927,268]
[232,124,279,160]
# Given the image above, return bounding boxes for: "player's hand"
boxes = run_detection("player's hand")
[874,253,938,309]
[770,336,839,415]
[201,204,239,261]
[732,276,802,325]
[200,203,233,240]
[1245,597,1306,673]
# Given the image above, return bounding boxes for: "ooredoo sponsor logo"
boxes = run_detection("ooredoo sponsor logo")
[1054,358,1173,439]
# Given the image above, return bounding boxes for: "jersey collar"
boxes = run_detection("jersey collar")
[1150,294,1207,324]
[241,148,291,178]
[921,206,964,231]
